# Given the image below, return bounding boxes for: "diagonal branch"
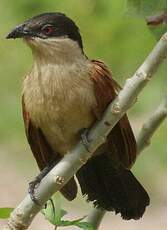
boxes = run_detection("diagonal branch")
[137,95,167,153]
[86,95,167,229]
[3,33,167,230]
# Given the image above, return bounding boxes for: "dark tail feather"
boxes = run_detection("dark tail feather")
[76,153,150,220]
[60,177,78,201]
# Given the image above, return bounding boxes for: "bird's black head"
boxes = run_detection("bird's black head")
[6,12,83,50]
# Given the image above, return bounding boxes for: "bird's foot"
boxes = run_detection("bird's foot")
[29,177,41,205]
[80,128,91,152]
[29,164,55,205]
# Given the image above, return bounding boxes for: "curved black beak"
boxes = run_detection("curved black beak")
[6,24,30,39]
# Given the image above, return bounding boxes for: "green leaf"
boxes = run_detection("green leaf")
[41,194,94,229]
[41,194,63,225]
[0,208,13,219]
[58,216,87,226]
[55,219,94,230]
[75,222,95,230]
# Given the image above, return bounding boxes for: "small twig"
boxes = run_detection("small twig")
[3,33,167,230]
[137,95,167,153]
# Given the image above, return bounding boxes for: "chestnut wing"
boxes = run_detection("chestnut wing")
[91,60,137,168]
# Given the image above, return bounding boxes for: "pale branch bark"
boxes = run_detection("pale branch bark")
[3,33,167,230]
[137,95,167,153]
[86,96,167,229]
[86,208,106,230]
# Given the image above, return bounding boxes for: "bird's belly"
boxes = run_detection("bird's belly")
[23,80,96,155]
[38,101,95,155]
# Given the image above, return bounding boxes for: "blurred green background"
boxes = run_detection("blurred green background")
[0,0,167,229]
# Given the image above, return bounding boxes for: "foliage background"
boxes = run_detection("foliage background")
[0,0,167,229]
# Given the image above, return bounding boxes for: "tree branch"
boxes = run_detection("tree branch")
[86,208,106,230]
[3,33,167,230]
[137,95,167,153]
[86,96,167,229]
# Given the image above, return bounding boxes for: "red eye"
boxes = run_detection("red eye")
[41,24,54,35]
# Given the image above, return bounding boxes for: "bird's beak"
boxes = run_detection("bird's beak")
[6,24,30,39]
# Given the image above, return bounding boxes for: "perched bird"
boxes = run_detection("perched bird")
[6,12,149,220]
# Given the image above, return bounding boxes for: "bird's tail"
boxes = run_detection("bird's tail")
[76,153,150,220]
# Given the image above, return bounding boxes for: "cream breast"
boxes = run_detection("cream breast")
[23,55,96,155]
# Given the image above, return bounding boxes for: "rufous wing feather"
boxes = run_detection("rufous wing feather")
[90,60,137,168]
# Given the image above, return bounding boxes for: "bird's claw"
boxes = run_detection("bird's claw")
[81,128,91,152]
[28,179,41,205]
[28,163,56,205]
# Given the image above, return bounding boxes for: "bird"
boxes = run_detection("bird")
[6,12,150,220]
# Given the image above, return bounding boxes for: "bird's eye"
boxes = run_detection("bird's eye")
[41,24,54,35]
